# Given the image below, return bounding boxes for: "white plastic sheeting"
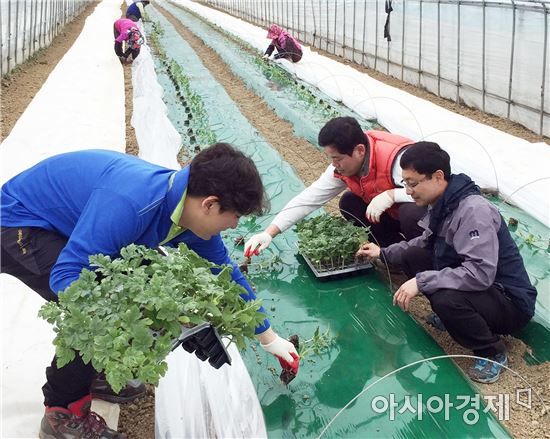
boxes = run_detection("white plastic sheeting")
[0,1,125,437]
[156,343,267,438]
[175,0,550,229]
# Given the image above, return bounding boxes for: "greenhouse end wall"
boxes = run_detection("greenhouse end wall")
[201,0,550,138]
[0,0,94,77]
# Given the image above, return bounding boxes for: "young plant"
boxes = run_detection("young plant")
[38,244,265,392]
[295,214,370,271]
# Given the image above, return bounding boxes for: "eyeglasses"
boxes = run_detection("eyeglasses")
[400,177,429,190]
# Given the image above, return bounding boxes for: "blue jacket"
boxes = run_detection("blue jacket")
[126,2,144,20]
[1,149,270,333]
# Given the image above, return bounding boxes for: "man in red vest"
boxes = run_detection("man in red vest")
[245,117,427,256]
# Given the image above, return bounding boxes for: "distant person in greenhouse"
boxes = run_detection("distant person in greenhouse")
[244,116,427,257]
[0,144,299,439]
[357,142,537,384]
[125,0,150,22]
[113,17,144,64]
[263,24,303,63]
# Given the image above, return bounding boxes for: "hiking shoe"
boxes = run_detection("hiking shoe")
[425,313,447,331]
[468,353,508,384]
[39,406,126,439]
[90,375,146,404]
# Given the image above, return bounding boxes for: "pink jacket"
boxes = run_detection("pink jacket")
[114,18,138,43]
[266,24,302,53]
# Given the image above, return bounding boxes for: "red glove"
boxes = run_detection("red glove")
[277,352,299,375]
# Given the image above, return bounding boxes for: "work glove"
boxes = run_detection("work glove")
[244,232,272,257]
[261,335,300,376]
[366,191,394,223]
[262,53,270,60]
[171,322,231,369]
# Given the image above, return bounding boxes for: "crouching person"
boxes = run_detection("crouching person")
[113,18,144,64]
[358,142,536,384]
[1,144,298,438]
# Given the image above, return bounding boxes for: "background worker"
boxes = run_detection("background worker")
[126,0,150,22]
[357,142,537,384]
[263,24,303,63]
[113,17,144,64]
[1,144,298,439]
[245,117,427,257]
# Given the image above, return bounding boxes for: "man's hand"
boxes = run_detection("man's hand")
[262,53,270,60]
[356,242,381,259]
[261,334,300,375]
[393,278,419,311]
[366,191,394,223]
[244,231,272,257]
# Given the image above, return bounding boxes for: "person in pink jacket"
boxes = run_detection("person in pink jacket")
[113,18,144,64]
[263,24,303,63]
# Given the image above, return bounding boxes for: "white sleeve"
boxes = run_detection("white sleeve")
[271,165,347,232]
[391,150,405,186]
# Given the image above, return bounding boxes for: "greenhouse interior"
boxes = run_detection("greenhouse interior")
[1,0,549,438]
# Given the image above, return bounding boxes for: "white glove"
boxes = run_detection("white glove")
[244,232,272,257]
[366,191,394,223]
[262,53,270,59]
[261,335,298,363]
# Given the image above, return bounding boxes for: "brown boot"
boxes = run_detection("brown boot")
[39,406,126,439]
[90,374,146,404]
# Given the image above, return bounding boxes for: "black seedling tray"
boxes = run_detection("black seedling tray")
[298,253,373,281]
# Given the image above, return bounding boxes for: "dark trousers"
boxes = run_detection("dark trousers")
[113,25,140,60]
[401,246,531,357]
[339,191,426,247]
[1,227,97,408]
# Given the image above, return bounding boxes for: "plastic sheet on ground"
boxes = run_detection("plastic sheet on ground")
[145,7,513,436]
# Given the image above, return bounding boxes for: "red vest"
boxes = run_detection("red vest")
[334,130,412,219]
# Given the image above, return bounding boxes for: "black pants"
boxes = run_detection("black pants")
[1,227,97,408]
[113,25,140,61]
[401,246,532,357]
[339,191,426,247]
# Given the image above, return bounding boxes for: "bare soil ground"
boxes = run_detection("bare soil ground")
[2,1,548,438]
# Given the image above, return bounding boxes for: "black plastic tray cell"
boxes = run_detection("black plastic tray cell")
[298,253,373,281]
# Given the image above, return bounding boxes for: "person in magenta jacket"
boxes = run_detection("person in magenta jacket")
[113,17,144,64]
[1,144,299,439]
[263,24,303,63]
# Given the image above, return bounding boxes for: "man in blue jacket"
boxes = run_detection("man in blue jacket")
[1,144,298,439]
[358,142,537,384]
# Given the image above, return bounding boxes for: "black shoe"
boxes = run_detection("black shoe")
[90,375,146,404]
[39,406,126,439]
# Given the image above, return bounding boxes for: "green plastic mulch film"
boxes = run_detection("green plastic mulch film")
[144,5,515,437]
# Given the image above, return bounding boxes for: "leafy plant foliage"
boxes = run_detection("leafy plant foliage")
[295,214,369,270]
[39,244,265,392]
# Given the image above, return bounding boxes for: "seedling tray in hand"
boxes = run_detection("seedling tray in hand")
[298,252,373,281]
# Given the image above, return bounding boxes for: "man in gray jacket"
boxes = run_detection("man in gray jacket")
[358,142,537,383]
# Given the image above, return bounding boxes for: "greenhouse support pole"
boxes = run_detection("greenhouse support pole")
[437,0,441,96]
[39,0,44,49]
[540,1,548,135]
[22,0,27,64]
[32,0,38,55]
[418,0,423,87]
[352,0,356,62]
[14,0,19,66]
[343,0,347,57]
[7,0,11,73]
[401,0,406,79]
[506,0,516,119]
[333,0,338,54]
[482,0,487,112]
[362,0,367,67]
[303,0,307,45]
[375,0,379,70]
[456,0,461,103]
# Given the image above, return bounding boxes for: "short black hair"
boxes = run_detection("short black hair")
[188,143,269,216]
[400,141,451,180]
[318,117,369,156]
